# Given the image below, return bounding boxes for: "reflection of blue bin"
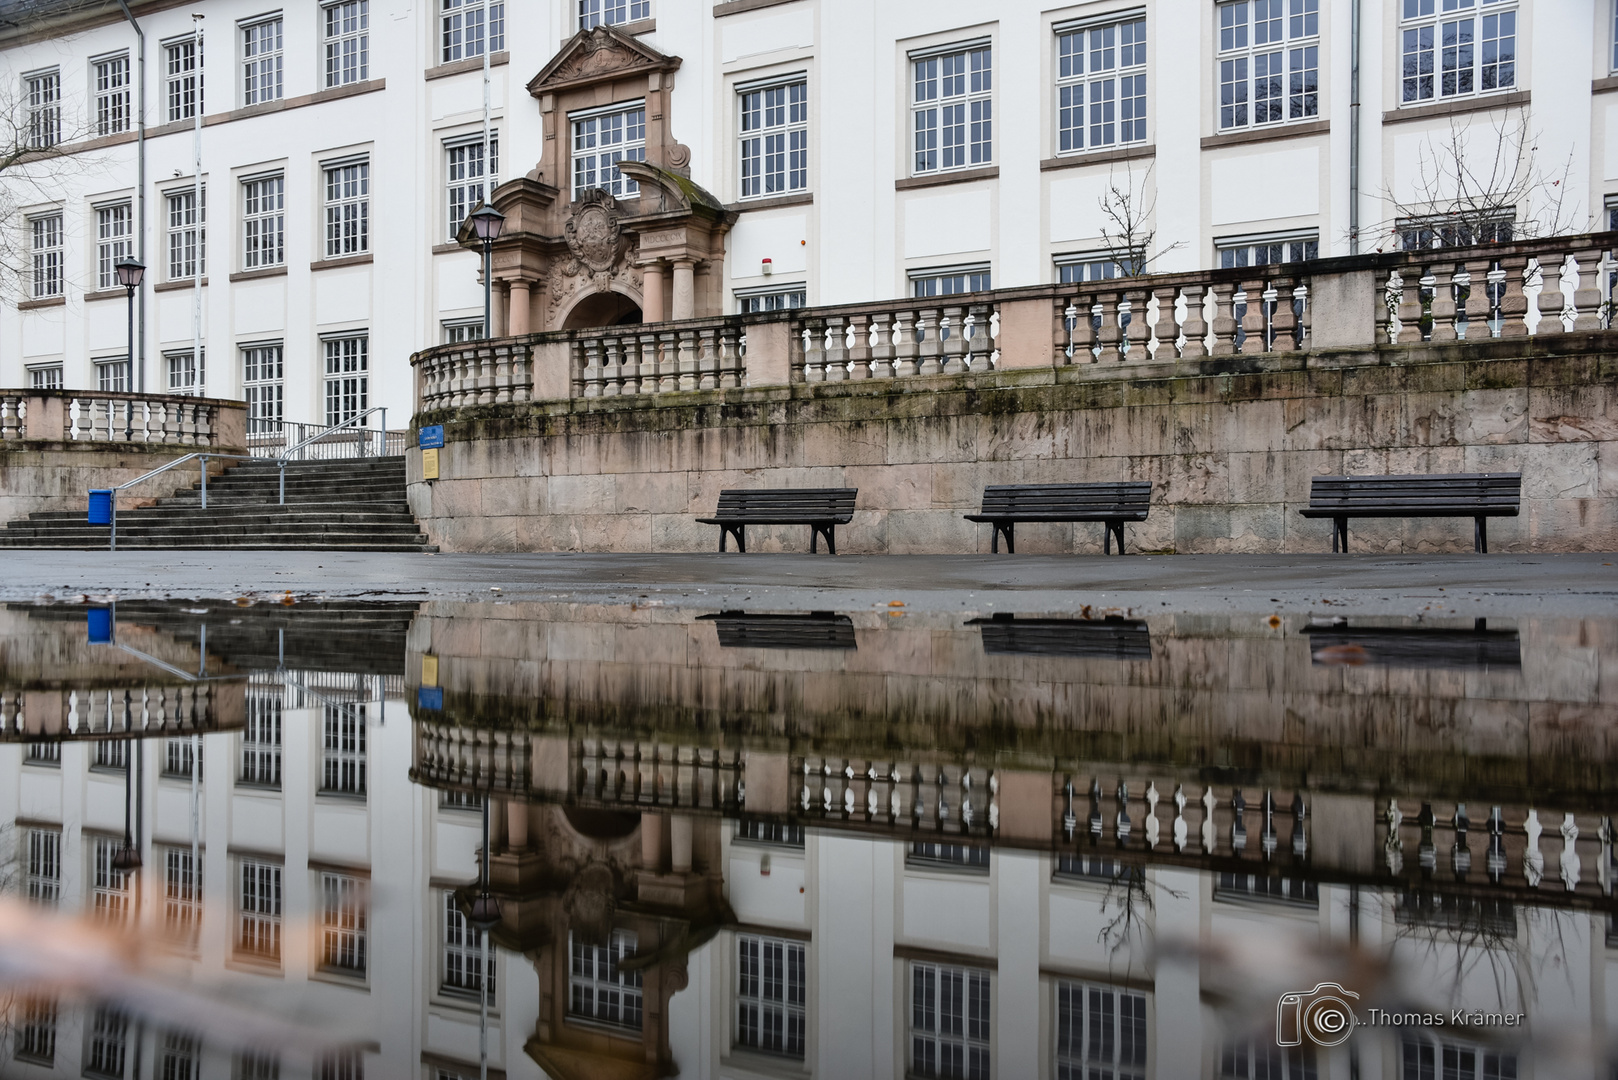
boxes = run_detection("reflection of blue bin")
[88,489,113,525]
[87,607,114,644]
[417,686,444,711]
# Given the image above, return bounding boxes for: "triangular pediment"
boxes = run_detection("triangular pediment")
[526,24,681,96]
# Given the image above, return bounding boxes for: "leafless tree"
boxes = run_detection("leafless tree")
[1096,160,1184,276]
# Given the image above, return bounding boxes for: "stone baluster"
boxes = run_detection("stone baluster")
[1091,291,1120,362]
[1117,292,1142,361]
[941,305,968,374]
[579,341,602,397]
[1454,260,1482,340]
[718,325,743,388]
[846,316,872,380]
[823,317,849,382]
[1057,299,1080,362]
[1268,277,1298,351]
[891,311,917,376]
[801,320,825,382]
[1151,285,1179,359]
[657,330,679,392]
[1178,285,1208,359]
[916,308,943,376]
[1572,253,1605,332]
[1209,281,1239,355]
[676,329,699,390]
[696,327,719,390]
[1496,254,1530,338]
[1528,257,1561,337]
[1292,283,1311,350]
[600,336,623,396]
[618,334,642,395]
[1237,278,1267,352]
[1425,265,1457,342]
[987,308,1001,368]
[869,313,895,378]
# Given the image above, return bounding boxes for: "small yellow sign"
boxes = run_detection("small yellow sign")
[421,654,439,688]
[422,447,440,480]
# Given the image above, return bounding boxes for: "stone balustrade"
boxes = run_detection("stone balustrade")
[0,684,226,741]
[410,231,1618,414]
[0,389,244,447]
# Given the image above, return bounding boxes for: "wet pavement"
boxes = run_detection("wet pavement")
[1,586,1616,1078]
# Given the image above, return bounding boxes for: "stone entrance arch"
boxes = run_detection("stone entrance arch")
[561,290,642,329]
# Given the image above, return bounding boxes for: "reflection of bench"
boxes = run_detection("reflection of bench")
[1302,622,1520,670]
[964,483,1151,554]
[967,614,1152,660]
[1299,473,1521,553]
[699,611,857,651]
[697,488,857,554]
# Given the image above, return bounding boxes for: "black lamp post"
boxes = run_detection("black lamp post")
[115,257,144,393]
[468,796,501,930]
[469,205,505,342]
[111,738,142,872]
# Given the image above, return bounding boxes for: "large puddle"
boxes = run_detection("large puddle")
[2,599,1615,1078]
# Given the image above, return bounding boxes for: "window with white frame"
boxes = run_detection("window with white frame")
[579,0,648,28]
[441,0,504,63]
[736,285,807,313]
[164,736,201,778]
[165,37,201,122]
[27,365,63,389]
[443,891,496,995]
[160,1031,199,1080]
[736,934,805,1058]
[1217,0,1319,130]
[321,700,367,793]
[164,848,202,945]
[1056,15,1146,153]
[94,54,132,136]
[440,788,484,809]
[1056,251,1139,282]
[320,871,368,975]
[237,860,283,961]
[25,737,62,760]
[909,841,990,871]
[166,186,206,279]
[446,136,498,240]
[26,828,61,905]
[443,318,485,343]
[322,337,368,427]
[1215,871,1320,905]
[739,78,808,199]
[96,202,133,291]
[1218,1039,1316,1079]
[1056,981,1147,1080]
[319,1051,364,1080]
[569,930,643,1029]
[324,0,370,87]
[92,836,132,923]
[912,42,992,175]
[1216,232,1319,267]
[242,174,285,269]
[909,961,991,1080]
[97,359,131,391]
[85,1006,129,1078]
[324,158,370,257]
[1607,193,1618,232]
[25,68,60,149]
[30,213,62,299]
[15,998,56,1064]
[911,265,991,298]
[166,350,204,396]
[1397,213,1512,250]
[1399,1032,1516,1080]
[1400,0,1515,105]
[242,344,285,435]
[734,818,805,845]
[93,738,129,770]
[571,104,644,200]
[242,16,283,106]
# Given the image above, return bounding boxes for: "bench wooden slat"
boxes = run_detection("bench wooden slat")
[695,487,858,553]
[964,481,1152,554]
[1301,472,1520,553]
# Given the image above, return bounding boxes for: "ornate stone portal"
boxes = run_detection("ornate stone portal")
[468,25,738,334]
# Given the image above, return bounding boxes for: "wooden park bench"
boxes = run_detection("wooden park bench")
[964,482,1152,554]
[1299,472,1521,553]
[697,488,857,554]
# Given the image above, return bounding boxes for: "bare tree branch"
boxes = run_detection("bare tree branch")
[1096,160,1184,276]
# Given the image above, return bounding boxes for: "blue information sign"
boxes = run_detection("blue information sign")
[419,425,445,450]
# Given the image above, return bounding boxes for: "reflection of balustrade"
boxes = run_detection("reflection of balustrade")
[574,738,743,810]
[414,721,531,795]
[0,685,221,741]
[790,757,999,837]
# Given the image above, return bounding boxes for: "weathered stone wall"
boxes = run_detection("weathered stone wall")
[408,334,1618,554]
[0,441,232,523]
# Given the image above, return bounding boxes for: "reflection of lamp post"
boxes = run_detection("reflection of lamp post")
[468,797,501,1080]
[115,257,145,437]
[469,205,506,342]
[111,739,142,872]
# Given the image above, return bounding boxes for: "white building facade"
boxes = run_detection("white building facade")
[0,0,1612,427]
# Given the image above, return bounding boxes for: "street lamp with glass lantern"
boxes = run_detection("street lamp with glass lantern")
[115,258,145,395]
[469,204,505,341]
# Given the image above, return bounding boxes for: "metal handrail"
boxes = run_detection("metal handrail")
[107,452,254,550]
[275,406,388,504]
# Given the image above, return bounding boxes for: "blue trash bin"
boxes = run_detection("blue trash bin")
[87,607,113,644]
[88,489,113,525]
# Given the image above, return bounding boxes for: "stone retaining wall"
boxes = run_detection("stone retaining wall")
[0,441,233,524]
[408,333,1618,554]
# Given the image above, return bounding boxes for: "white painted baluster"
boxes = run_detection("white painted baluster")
[1524,808,1544,887]
[987,309,1000,369]
[1560,812,1581,891]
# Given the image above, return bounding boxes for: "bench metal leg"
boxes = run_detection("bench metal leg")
[720,524,745,553]
[1332,517,1348,554]
[1475,517,1487,554]
[811,523,836,555]
[1104,521,1125,555]
[993,522,1014,554]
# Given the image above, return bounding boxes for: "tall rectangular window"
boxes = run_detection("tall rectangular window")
[1057,17,1147,153]
[441,0,504,63]
[94,739,129,770]
[320,872,368,975]
[324,0,370,87]
[164,848,202,946]
[165,37,201,122]
[167,186,206,279]
[442,319,485,343]
[15,998,57,1064]
[912,44,992,175]
[166,350,203,396]
[1397,213,1512,250]
[569,930,643,1029]
[25,738,62,761]
[1401,0,1515,104]
[96,202,133,291]
[739,79,808,199]
[164,736,201,778]
[910,962,991,1080]
[160,1031,199,1080]
[446,137,498,240]
[97,359,132,392]
[95,54,132,135]
[25,69,61,149]
[92,837,132,923]
[242,345,285,434]
[571,105,644,200]
[1056,982,1147,1080]
[1217,0,1318,130]
[320,701,367,793]
[911,265,991,298]
[908,841,990,871]
[242,174,285,269]
[26,828,61,905]
[325,158,370,257]
[30,213,62,299]
[1056,252,1138,282]
[85,1007,129,1078]
[242,16,284,105]
[443,890,496,995]
[578,0,648,28]
[238,860,283,962]
[736,934,806,1058]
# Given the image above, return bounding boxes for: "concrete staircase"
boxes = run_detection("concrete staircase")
[0,457,435,551]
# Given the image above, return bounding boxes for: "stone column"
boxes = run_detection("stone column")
[506,799,529,852]
[670,813,693,873]
[641,811,664,871]
[508,280,531,336]
[493,282,507,338]
[671,259,695,320]
[642,262,665,323]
